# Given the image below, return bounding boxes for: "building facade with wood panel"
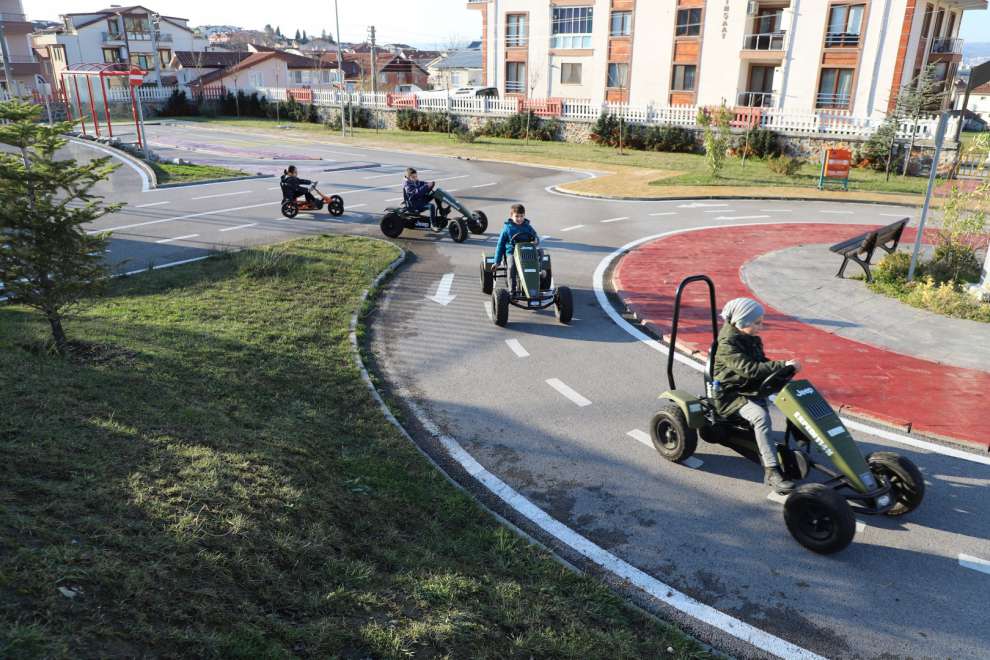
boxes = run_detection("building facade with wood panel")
[467,0,986,117]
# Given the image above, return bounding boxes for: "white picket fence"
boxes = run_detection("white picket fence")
[74,84,955,141]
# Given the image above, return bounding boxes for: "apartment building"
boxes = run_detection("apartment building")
[467,0,987,117]
[32,4,208,90]
[1,0,44,94]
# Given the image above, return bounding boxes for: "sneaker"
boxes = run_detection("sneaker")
[764,466,796,494]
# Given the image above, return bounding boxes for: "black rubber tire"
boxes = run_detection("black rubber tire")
[380,213,404,238]
[281,201,299,219]
[784,484,857,554]
[867,451,925,516]
[480,259,494,294]
[554,286,573,324]
[328,195,344,216]
[492,288,509,327]
[650,403,698,463]
[449,218,469,243]
[469,210,488,234]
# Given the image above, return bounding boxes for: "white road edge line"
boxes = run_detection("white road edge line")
[122,255,214,277]
[959,553,990,575]
[93,201,280,234]
[505,339,530,358]
[136,201,170,208]
[70,138,151,192]
[546,378,592,407]
[593,222,990,467]
[560,224,585,232]
[346,247,827,660]
[155,234,199,244]
[601,216,629,223]
[219,223,258,232]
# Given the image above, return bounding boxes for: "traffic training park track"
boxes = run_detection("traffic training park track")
[81,123,990,660]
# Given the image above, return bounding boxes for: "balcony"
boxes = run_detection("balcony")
[930,38,963,54]
[505,80,525,93]
[102,31,125,42]
[506,35,528,48]
[742,31,786,51]
[816,93,851,109]
[737,91,776,107]
[824,32,861,48]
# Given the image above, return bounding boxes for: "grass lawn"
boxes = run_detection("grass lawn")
[151,161,250,185]
[179,116,932,196]
[0,236,710,659]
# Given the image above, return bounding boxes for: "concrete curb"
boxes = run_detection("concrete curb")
[549,185,923,207]
[69,137,158,191]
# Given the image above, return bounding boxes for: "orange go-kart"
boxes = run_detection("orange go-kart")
[280,181,344,219]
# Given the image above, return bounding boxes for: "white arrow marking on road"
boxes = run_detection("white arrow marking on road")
[715,215,771,221]
[959,554,990,575]
[156,233,199,244]
[219,223,258,232]
[546,379,591,407]
[505,339,530,358]
[560,224,584,232]
[649,212,677,217]
[601,216,629,223]
[136,201,170,208]
[678,202,728,208]
[426,273,457,306]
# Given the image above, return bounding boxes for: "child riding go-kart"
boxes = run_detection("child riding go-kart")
[648,275,925,554]
[379,169,487,243]
[279,166,343,219]
[480,204,572,326]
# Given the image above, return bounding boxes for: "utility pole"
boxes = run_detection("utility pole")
[368,25,379,133]
[150,12,163,86]
[333,0,346,137]
[0,23,16,98]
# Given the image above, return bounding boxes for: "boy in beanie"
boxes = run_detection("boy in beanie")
[713,297,802,493]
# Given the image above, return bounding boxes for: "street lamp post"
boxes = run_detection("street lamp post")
[334,0,346,138]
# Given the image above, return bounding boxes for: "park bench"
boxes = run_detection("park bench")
[828,218,909,283]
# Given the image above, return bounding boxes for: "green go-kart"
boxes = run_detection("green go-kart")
[380,186,487,243]
[480,236,573,327]
[649,275,925,554]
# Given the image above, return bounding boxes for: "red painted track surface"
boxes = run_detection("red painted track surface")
[613,223,989,449]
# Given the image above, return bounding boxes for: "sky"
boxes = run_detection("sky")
[25,1,990,46]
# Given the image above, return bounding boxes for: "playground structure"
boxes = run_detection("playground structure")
[58,63,148,148]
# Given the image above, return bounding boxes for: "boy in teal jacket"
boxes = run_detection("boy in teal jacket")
[493,204,539,276]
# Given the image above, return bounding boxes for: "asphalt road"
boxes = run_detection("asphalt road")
[80,123,990,660]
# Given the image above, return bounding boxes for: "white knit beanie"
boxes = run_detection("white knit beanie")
[721,297,765,329]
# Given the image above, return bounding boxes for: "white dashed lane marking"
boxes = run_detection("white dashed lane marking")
[505,339,530,358]
[136,201,170,208]
[155,233,199,244]
[627,430,652,447]
[649,212,677,217]
[820,210,854,215]
[348,203,367,209]
[386,197,402,202]
[483,301,493,321]
[560,225,584,232]
[473,182,497,188]
[546,379,592,407]
[219,223,258,232]
[959,554,990,575]
[759,209,793,213]
[192,190,251,201]
[601,216,629,223]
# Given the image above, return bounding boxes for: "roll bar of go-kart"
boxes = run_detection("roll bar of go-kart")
[666,275,719,391]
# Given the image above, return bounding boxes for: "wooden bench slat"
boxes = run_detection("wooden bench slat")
[828,218,908,283]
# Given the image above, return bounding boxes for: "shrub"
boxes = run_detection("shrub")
[908,277,990,321]
[697,105,732,177]
[738,128,781,159]
[590,113,695,152]
[324,105,374,130]
[873,251,912,284]
[396,109,459,133]
[454,126,478,143]
[159,89,194,117]
[480,112,560,141]
[766,154,804,176]
[590,111,621,146]
[926,242,982,284]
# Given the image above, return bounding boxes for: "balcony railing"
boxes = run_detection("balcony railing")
[102,31,125,41]
[816,93,851,109]
[930,37,963,54]
[505,80,525,93]
[0,12,28,21]
[0,55,37,64]
[121,31,173,42]
[824,32,861,47]
[737,91,776,107]
[506,35,528,47]
[743,31,786,51]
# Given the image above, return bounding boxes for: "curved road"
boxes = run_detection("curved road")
[82,123,990,659]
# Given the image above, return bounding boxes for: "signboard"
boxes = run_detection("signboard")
[818,148,851,190]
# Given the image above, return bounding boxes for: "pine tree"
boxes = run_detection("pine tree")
[302,30,308,43]
[264,23,273,35]
[897,65,943,176]
[321,28,327,41]
[294,28,301,41]
[0,100,120,353]
[275,25,282,37]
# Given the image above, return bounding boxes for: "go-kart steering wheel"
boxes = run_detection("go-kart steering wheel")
[756,364,796,397]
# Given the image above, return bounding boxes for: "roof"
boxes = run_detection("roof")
[343,53,426,77]
[190,50,342,86]
[173,51,251,68]
[971,82,990,95]
[68,6,193,33]
[432,49,482,70]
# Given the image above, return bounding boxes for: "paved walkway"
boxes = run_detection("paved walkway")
[613,222,990,449]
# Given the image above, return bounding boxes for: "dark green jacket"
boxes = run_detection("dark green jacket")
[712,323,788,416]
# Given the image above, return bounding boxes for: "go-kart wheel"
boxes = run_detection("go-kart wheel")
[867,452,925,516]
[281,201,299,219]
[328,195,344,217]
[449,218,469,243]
[469,210,488,235]
[650,403,698,462]
[492,288,509,327]
[380,212,404,238]
[554,286,573,324]
[784,484,856,554]
[480,259,494,294]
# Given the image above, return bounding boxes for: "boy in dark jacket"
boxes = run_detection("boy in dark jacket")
[713,297,802,493]
[403,167,438,224]
[280,165,316,205]
[493,203,539,285]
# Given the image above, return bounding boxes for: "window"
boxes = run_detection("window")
[249,72,264,88]
[825,4,864,47]
[560,62,582,85]
[817,68,853,108]
[506,13,528,47]
[106,18,121,36]
[920,3,934,37]
[290,70,303,84]
[124,14,150,34]
[102,47,121,63]
[610,11,631,37]
[551,7,593,49]
[676,8,702,37]
[753,9,782,35]
[506,61,526,93]
[945,12,957,39]
[932,8,945,38]
[129,53,151,69]
[451,71,463,86]
[158,49,172,68]
[607,63,628,88]
[671,64,696,91]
